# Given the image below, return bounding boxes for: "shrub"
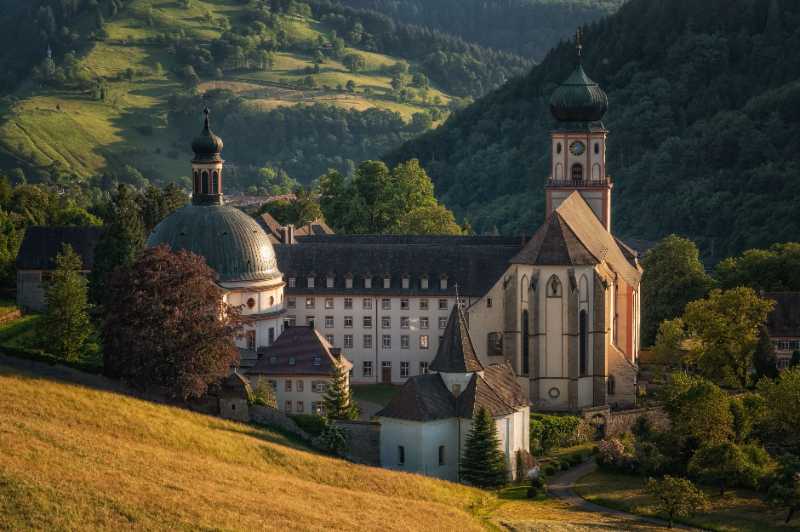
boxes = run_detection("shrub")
[544,465,556,476]
[313,422,348,455]
[527,476,546,498]
[250,376,277,408]
[289,413,327,436]
[530,414,588,453]
[597,437,637,472]
[560,460,571,471]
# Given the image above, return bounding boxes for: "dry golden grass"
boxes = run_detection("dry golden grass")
[0,362,488,531]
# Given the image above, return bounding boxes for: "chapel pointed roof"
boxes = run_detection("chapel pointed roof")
[511,210,597,266]
[429,305,484,373]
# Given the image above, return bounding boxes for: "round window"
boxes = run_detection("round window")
[246,297,256,309]
[548,387,560,399]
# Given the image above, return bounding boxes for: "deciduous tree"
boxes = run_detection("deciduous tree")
[754,324,779,381]
[645,476,709,529]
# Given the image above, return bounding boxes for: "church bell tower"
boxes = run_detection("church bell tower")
[545,30,612,231]
[190,107,225,206]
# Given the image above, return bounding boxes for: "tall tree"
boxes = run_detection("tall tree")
[140,184,188,233]
[101,246,240,399]
[37,244,93,362]
[687,442,750,495]
[89,184,145,304]
[645,476,708,529]
[757,368,800,454]
[683,288,775,388]
[322,362,358,420]
[460,406,507,488]
[662,373,733,447]
[754,324,779,381]
[641,235,712,346]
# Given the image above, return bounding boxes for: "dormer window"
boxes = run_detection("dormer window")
[269,356,278,365]
[288,277,296,288]
[440,277,448,290]
[326,276,334,288]
[421,277,429,290]
[312,355,321,366]
[345,276,353,289]
[383,275,391,289]
[365,277,372,289]
[288,357,296,366]
[307,276,315,288]
[402,276,410,289]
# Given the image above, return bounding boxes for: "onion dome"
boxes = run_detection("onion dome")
[191,107,224,162]
[147,203,281,283]
[549,64,608,123]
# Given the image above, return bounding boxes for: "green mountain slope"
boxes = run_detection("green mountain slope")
[388,0,800,262]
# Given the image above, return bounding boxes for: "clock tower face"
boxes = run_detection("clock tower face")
[569,141,586,156]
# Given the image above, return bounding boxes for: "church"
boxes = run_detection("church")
[15,44,640,417]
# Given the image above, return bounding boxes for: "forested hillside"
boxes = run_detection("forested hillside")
[337,0,624,59]
[388,0,800,262]
[0,0,530,190]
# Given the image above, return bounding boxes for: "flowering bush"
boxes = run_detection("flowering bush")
[597,437,637,472]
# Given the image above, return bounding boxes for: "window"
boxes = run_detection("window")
[400,361,409,378]
[363,335,373,349]
[345,277,353,289]
[325,334,335,345]
[306,316,315,326]
[212,171,219,193]
[382,335,392,349]
[580,310,588,376]
[547,276,562,298]
[297,380,304,392]
[440,278,448,290]
[311,402,324,415]
[326,276,334,288]
[398,445,405,465]
[296,401,304,413]
[571,163,583,181]
[363,361,373,377]
[400,298,409,310]
[344,316,353,328]
[305,297,315,309]
[438,317,447,329]
[344,334,354,348]
[421,277,429,290]
[383,276,391,288]
[312,381,327,393]
[594,142,600,155]
[201,171,209,194]
[522,310,530,375]
[487,297,492,308]
[285,400,292,413]
[439,335,444,345]
[288,357,296,366]
[311,355,321,366]
[246,297,256,309]
[268,327,275,345]
[438,445,445,466]
[778,358,790,369]
[246,330,256,350]
[285,380,292,392]
[438,299,448,310]
[325,298,334,309]
[400,316,410,329]
[382,316,391,329]
[382,298,391,310]
[364,277,372,289]
[402,277,410,289]
[363,298,372,310]
[400,335,409,349]
[363,316,373,328]
[307,277,315,288]
[556,142,562,154]
[344,297,353,309]
[420,317,429,329]
[487,332,503,356]
[607,375,616,395]
[420,299,429,310]
[288,277,296,288]
[322,316,333,328]
[285,316,296,327]
[420,335,429,350]
[419,361,429,375]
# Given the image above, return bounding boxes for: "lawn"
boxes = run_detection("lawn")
[575,469,799,531]
[352,383,401,407]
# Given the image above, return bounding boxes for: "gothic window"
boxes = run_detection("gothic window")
[571,163,583,181]
[522,310,530,375]
[212,171,219,193]
[193,171,200,193]
[547,275,562,298]
[556,142,562,154]
[201,170,209,194]
[579,310,588,376]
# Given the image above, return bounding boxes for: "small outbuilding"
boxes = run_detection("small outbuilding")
[218,371,253,422]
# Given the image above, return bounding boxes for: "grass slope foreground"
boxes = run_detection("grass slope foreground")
[0,361,486,531]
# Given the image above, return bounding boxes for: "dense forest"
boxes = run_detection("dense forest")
[388,0,800,262]
[336,0,623,59]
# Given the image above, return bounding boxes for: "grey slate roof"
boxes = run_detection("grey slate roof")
[511,212,596,266]
[16,226,104,270]
[376,364,529,422]
[430,306,484,373]
[248,325,352,376]
[275,235,523,296]
[764,292,800,338]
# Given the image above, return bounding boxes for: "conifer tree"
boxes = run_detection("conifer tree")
[460,406,507,488]
[38,244,92,362]
[322,362,358,420]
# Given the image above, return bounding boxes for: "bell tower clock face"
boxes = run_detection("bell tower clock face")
[569,141,586,156]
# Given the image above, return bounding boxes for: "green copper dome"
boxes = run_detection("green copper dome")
[147,204,280,283]
[549,64,608,123]
[191,108,224,162]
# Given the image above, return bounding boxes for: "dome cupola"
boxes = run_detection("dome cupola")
[549,30,608,123]
[191,107,224,162]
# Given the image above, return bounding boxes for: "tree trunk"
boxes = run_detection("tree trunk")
[786,507,795,524]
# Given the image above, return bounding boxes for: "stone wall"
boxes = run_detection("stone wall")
[333,420,381,466]
[250,405,311,441]
[581,404,669,438]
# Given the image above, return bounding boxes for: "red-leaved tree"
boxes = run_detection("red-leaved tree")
[101,245,241,399]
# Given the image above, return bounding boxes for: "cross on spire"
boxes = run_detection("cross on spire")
[203,106,210,130]
[576,28,583,61]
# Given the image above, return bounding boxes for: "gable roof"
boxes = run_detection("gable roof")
[513,193,642,287]
[456,373,516,418]
[256,213,334,244]
[483,362,529,409]
[16,226,104,270]
[764,292,800,338]
[375,373,455,422]
[430,305,484,373]
[248,326,351,376]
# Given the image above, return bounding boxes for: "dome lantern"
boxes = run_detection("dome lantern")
[190,108,225,206]
[549,29,608,124]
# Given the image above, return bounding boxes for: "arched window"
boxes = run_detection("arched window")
[201,170,209,194]
[579,310,587,376]
[193,171,200,193]
[594,143,600,155]
[547,275,562,298]
[571,163,583,181]
[556,143,562,154]
[522,310,530,375]
[212,171,219,193]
